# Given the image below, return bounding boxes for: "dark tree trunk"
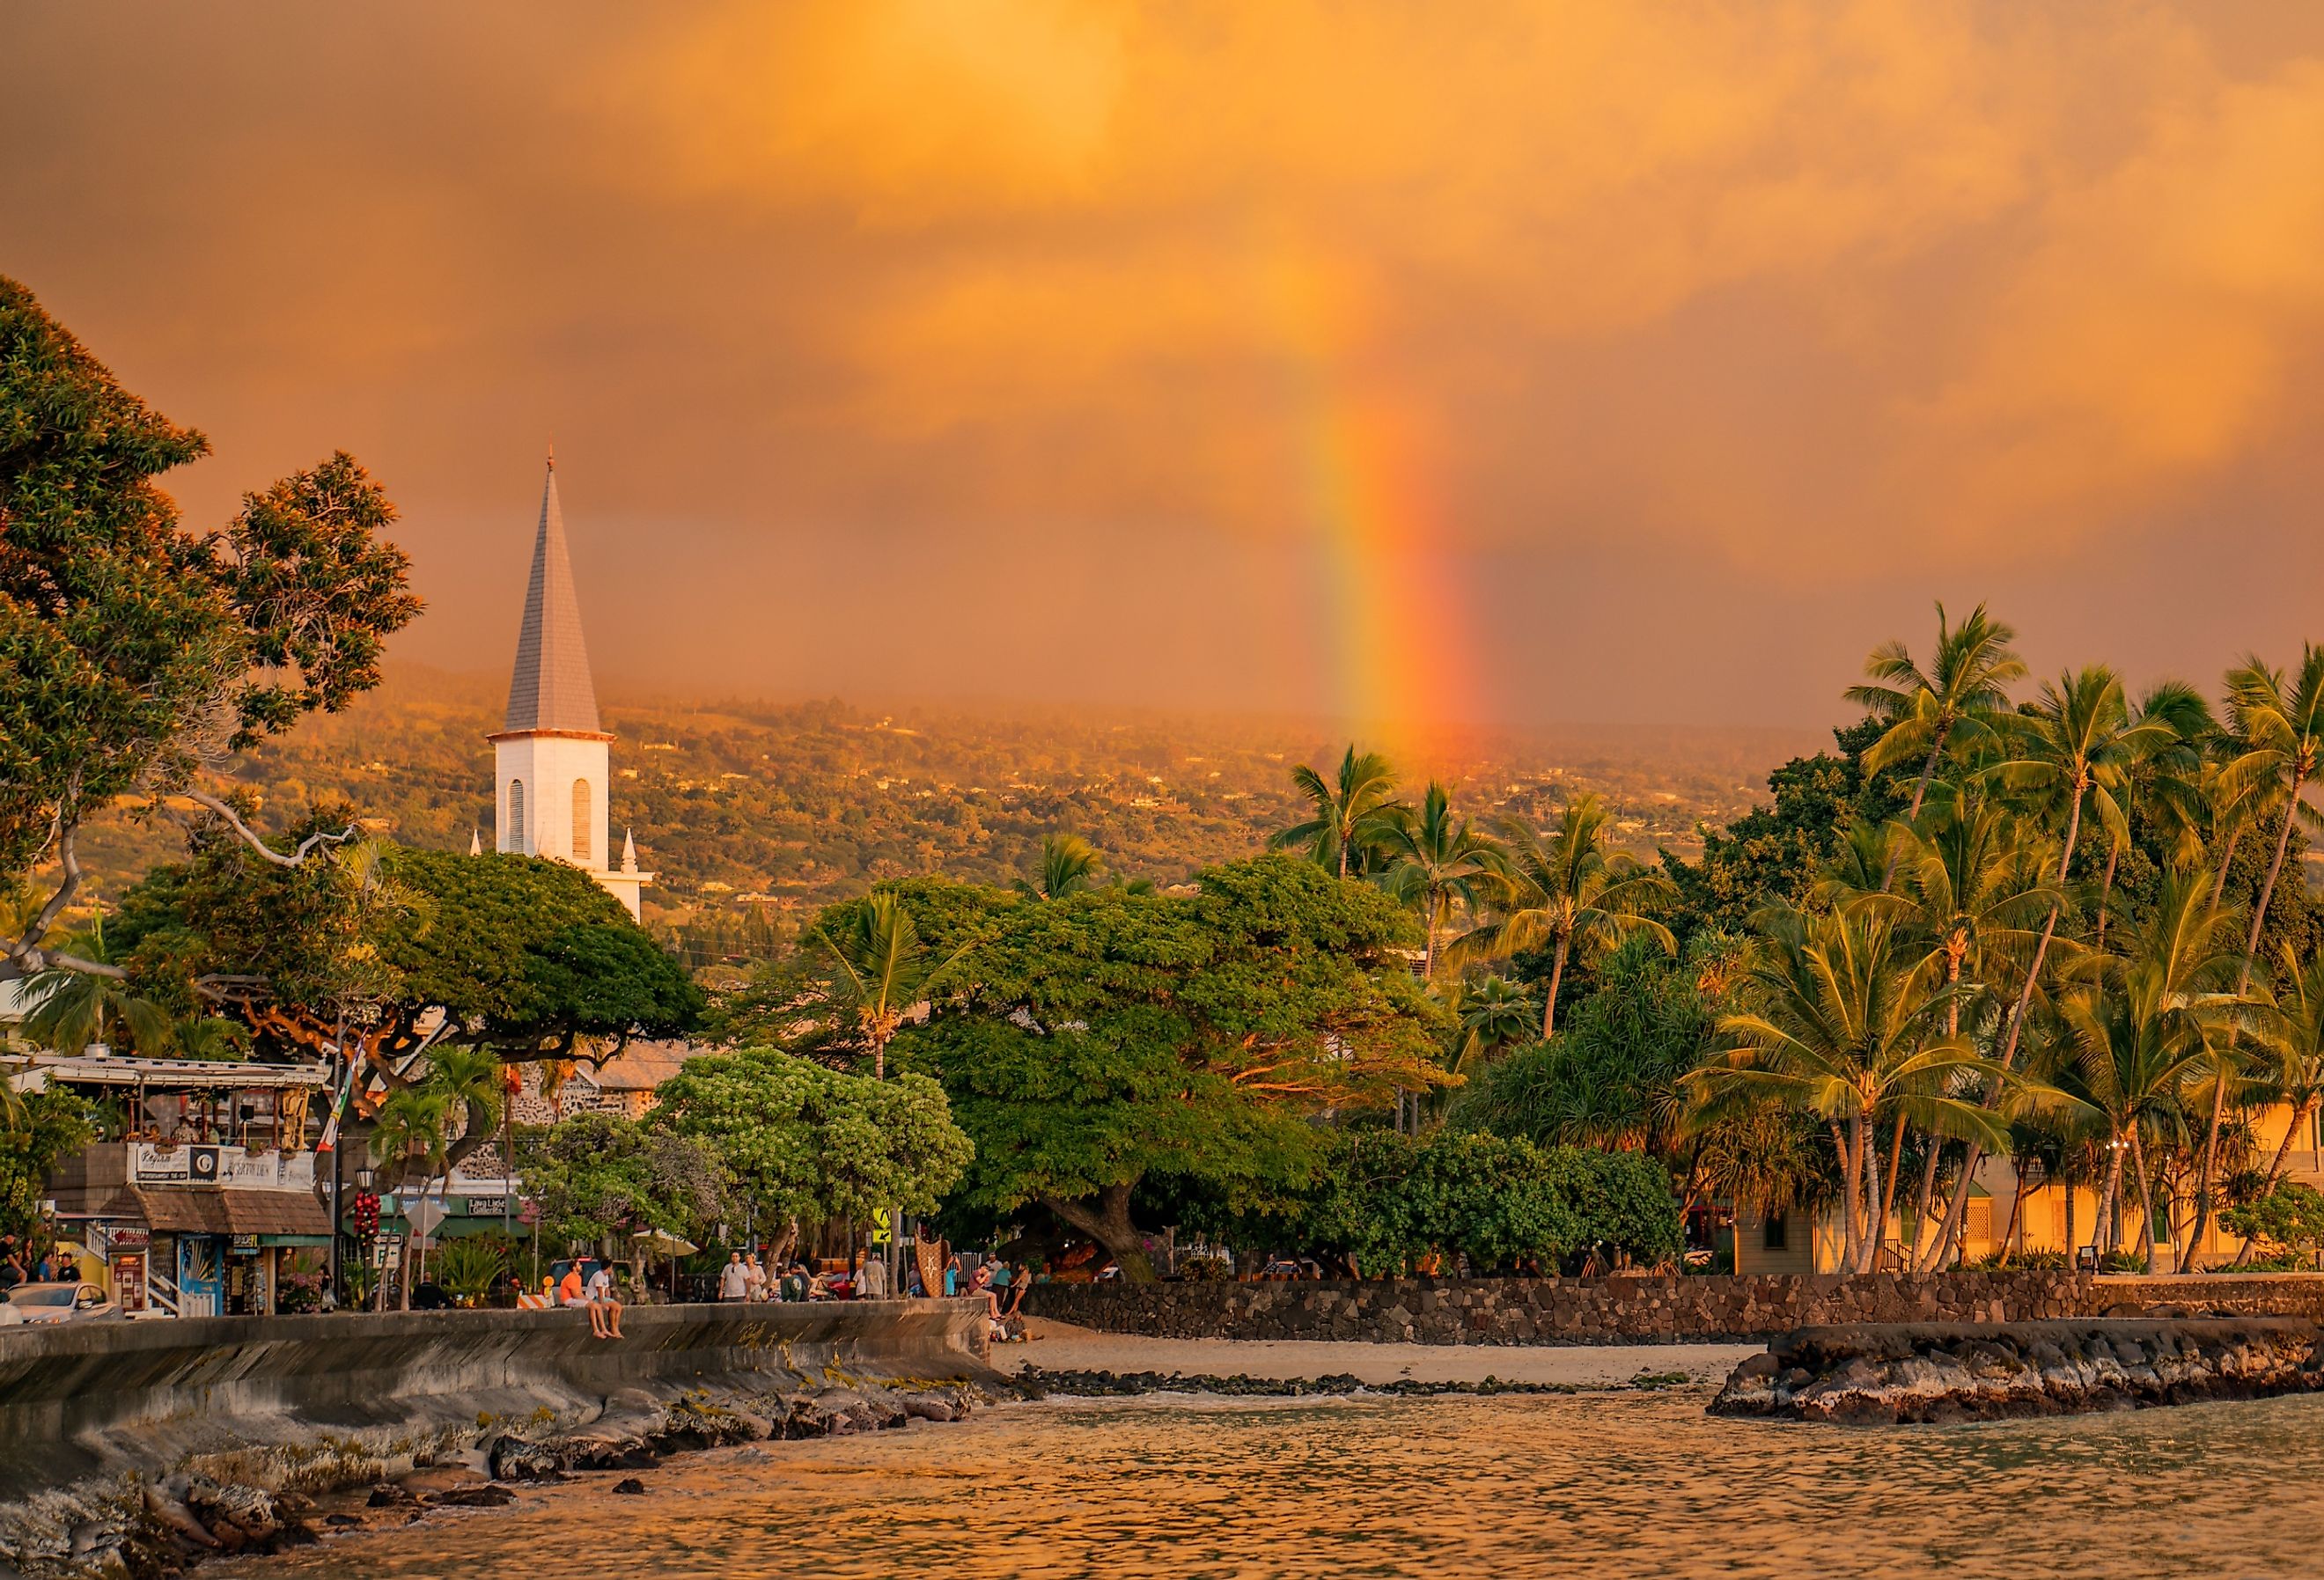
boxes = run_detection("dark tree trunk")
[1541,935,1571,1040]
[1042,1184,1157,1282]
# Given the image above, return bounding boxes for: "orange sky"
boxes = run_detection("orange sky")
[8,1,2324,731]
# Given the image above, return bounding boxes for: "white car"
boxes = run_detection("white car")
[0,1282,121,1324]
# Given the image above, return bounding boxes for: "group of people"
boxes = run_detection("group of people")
[709,1246,1028,1338]
[0,1242,78,1290]
[715,1247,890,1303]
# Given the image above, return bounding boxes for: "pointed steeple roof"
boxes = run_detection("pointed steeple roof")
[504,453,603,734]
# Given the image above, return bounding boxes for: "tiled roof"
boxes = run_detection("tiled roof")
[503,459,602,734]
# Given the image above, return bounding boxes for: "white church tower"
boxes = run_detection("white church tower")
[489,454,651,920]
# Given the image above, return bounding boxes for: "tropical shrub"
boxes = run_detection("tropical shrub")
[2223,1180,2324,1262]
[1234,1130,1681,1275]
[433,1236,514,1305]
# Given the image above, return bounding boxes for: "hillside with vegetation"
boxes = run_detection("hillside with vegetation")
[69,664,1815,959]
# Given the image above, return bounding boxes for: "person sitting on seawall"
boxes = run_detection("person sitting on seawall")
[778,1262,812,1303]
[585,1260,624,1340]
[558,1260,592,1327]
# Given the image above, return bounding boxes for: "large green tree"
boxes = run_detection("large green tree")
[652,1047,971,1231]
[903,855,1445,1278]
[0,277,420,981]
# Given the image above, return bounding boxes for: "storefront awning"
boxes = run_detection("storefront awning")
[102,1187,332,1238]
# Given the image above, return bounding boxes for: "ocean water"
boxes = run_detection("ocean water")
[223,1390,2324,1578]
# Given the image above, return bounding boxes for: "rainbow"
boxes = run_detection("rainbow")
[1262,238,1480,763]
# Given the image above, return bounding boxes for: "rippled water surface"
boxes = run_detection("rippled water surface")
[226,1391,2324,1578]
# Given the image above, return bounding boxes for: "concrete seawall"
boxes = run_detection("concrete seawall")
[0,1301,994,1574]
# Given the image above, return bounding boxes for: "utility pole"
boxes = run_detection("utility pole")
[327,1010,346,1304]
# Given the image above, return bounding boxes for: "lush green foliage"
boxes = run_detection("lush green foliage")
[113,838,702,1062]
[903,856,1446,1267]
[0,1090,96,1250]
[1224,1130,1682,1275]
[1663,717,1904,937]
[2223,1181,2324,1259]
[518,1112,727,1250]
[651,1047,971,1223]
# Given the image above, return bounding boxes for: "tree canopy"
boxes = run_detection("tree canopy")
[651,1047,971,1226]
[114,837,702,1067]
[0,276,420,981]
[900,854,1447,1276]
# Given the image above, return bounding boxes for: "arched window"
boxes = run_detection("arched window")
[507,779,526,849]
[571,779,592,863]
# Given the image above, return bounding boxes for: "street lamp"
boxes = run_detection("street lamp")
[355,1166,376,1192]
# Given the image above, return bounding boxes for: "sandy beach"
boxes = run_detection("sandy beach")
[996,1318,1758,1388]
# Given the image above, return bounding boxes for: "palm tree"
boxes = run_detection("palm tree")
[2251,945,2324,1191]
[1866,797,2059,1268]
[1979,665,2191,1066]
[18,917,171,1056]
[1690,908,2012,1273]
[1450,974,1539,1069]
[1274,745,1401,879]
[1919,672,2196,1268]
[1457,792,1676,1038]
[2185,647,2324,1260]
[371,1086,452,1309]
[1018,834,1104,900]
[811,890,966,1080]
[1375,783,1497,977]
[169,1017,252,1062]
[2056,871,2248,1270]
[1845,601,2027,824]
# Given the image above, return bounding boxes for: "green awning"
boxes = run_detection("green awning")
[260,1233,333,1247]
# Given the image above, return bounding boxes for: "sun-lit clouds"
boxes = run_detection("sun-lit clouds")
[7,1,2324,729]
[579,0,2324,573]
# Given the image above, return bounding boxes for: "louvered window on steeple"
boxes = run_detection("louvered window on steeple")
[508,779,526,848]
[572,780,592,863]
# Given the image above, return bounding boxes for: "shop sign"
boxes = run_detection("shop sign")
[230,1233,261,1253]
[110,1251,148,1313]
[103,1225,151,1251]
[464,1197,507,1217]
[132,1143,317,1192]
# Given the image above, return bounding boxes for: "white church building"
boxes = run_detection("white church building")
[487,457,652,920]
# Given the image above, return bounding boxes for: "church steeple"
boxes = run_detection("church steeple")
[488,452,651,920]
[504,452,602,736]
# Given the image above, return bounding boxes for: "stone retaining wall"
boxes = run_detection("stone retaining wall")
[1023,1272,2324,1346]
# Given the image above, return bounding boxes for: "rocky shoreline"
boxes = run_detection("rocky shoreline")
[1710,1318,2324,1424]
[1014,1364,1694,1398]
[4,1373,999,1579]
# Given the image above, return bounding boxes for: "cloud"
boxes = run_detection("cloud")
[8,0,2324,724]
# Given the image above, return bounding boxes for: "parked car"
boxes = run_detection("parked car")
[0,1282,121,1324]
[0,1297,22,1327]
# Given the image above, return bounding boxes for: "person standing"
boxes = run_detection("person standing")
[718,1251,749,1303]
[856,1247,889,1300]
[743,1253,769,1303]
